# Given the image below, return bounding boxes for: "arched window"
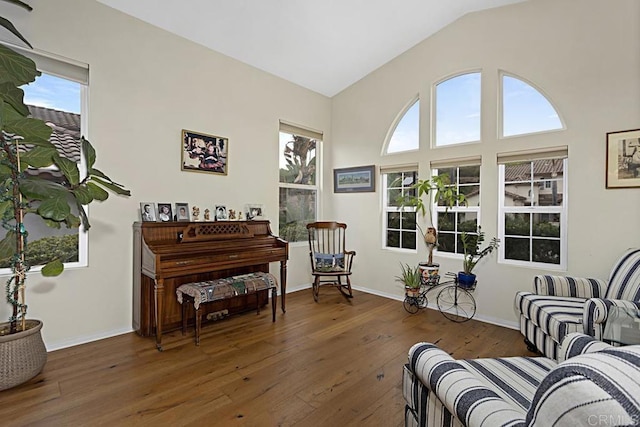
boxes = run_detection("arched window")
[384,98,419,154]
[501,74,563,137]
[434,72,481,147]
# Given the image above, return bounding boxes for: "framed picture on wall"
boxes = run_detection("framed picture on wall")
[181,129,228,175]
[606,128,640,189]
[333,165,376,193]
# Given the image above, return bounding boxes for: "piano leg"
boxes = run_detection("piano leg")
[154,278,165,352]
[280,260,287,313]
[271,286,277,322]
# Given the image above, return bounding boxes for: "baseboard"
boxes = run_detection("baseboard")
[47,327,133,352]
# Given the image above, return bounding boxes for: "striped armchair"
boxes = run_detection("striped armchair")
[403,333,640,427]
[515,248,640,360]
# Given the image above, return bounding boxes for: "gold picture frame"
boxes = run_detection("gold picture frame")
[606,128,640,189]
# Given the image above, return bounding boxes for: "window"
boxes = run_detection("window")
[278,122,320,242]
[501,74,563,138]
[385,99,419,154]
[382,168,418,250]
[498,151,567,268]
[433,163,481,254]
[434,72,481,147]
[0,46,88,272]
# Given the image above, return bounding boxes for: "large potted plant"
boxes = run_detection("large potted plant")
[0,0,130,390]
[458,227,499,289]
[396,174,466,282]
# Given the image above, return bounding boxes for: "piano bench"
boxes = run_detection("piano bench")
[176,272,278,346]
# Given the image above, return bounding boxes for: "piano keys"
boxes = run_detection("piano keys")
[132,220,288,350]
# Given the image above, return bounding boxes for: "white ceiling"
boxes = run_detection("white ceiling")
[97,0,525,97]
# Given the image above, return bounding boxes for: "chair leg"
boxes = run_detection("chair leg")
[312,276,320,302]
[271,287,277,322]
[181,299,188,335]
[524,338,538,353]
[195,307,201,346]
[337,275,354,299]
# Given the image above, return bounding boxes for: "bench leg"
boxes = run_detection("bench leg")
[195,307,201,346]
[181,300,188,335]
[256,291,261,315]
[271,287,277,322]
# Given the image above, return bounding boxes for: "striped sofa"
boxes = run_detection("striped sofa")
[515,248,640,360]
[403,333,640,427]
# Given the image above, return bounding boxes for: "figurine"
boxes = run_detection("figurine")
[192,206,200,222]
[238,212,243,221]
[204,208,211,221]
[228,209,236,220]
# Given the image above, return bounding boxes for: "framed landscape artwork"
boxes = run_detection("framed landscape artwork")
[181,129,228,175]
[333,165,376,193]
[606,128,640,189]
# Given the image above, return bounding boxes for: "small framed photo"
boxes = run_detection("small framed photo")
[140,202,157,222]
[215,205,228,221]
[157,203,173,222]
[175,202,190,221]
[181,129,228,175]
[333,165,376,193]
[245,204,264,220]
[606,128,640,189]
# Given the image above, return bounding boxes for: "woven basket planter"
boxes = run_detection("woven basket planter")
[0,319,47,391]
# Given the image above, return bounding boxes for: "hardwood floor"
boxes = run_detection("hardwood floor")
[0,289,535,426]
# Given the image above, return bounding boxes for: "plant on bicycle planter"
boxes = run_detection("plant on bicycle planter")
[396,174,466,265]
[459,226,499,286]
[395,263,421,295]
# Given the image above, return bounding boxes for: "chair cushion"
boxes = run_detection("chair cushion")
[313,252,345,271]
[516,292,585,343]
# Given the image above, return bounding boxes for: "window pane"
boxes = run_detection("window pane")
[459,166,480,184]
[502,75,562,137]
[532,239,560,264]
[387,212,400,229]
[402,231,417,250]
[438,212,455,231]
[387,230,400,248]
[278,188,316,242]
[387,100,419,153]
[387,188,401,207]
[402,212,416,230]
[505,213,530,236]
[438,232,455,253]
[435,72,481,146]
[279,132,317,185]
[505,237,530,261]
[504,162,531,183]
[533,214,560,237]
[457,212,477,232]
[533,159,563,207]
[459,184,480,206]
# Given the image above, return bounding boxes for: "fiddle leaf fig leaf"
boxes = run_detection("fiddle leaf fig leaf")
[41,259,64,277]
[43,218,62,229]
[0,230,17,261]
[87,181,108,201]
[65,213,81,229]
[82,137,96,170]
[0,44,38,86]
[19,176,67,200]
[0,81,28,116]
[20,146,57,168]
[72,185,93,205]
[0,16,32,50]
[54,156,80,185]
[0,200,13,219]
[91,176,131,196]
[76,200,90,231]
[37,196,71,221]
[4,117,52,145]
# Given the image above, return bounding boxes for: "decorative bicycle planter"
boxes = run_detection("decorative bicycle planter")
[403,272,477,322]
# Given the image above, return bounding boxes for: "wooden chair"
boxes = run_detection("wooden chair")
[306,221,356,302]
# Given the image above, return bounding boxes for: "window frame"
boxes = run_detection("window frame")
[278,122,321,245]
[381,168,418,252]
[432,163,481,257]
[0,45,89,275]
[498,157,568,270]
[382,96,420,155]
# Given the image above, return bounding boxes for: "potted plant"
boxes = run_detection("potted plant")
[0,1,131,390]
[458,227,499,289]
[395,263,421,297]
[396,174,466,281]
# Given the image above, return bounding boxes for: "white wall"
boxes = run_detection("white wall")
[0,0,330,349]
[330,0,640,328]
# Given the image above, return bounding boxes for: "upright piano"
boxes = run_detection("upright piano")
[133,220,288,349]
